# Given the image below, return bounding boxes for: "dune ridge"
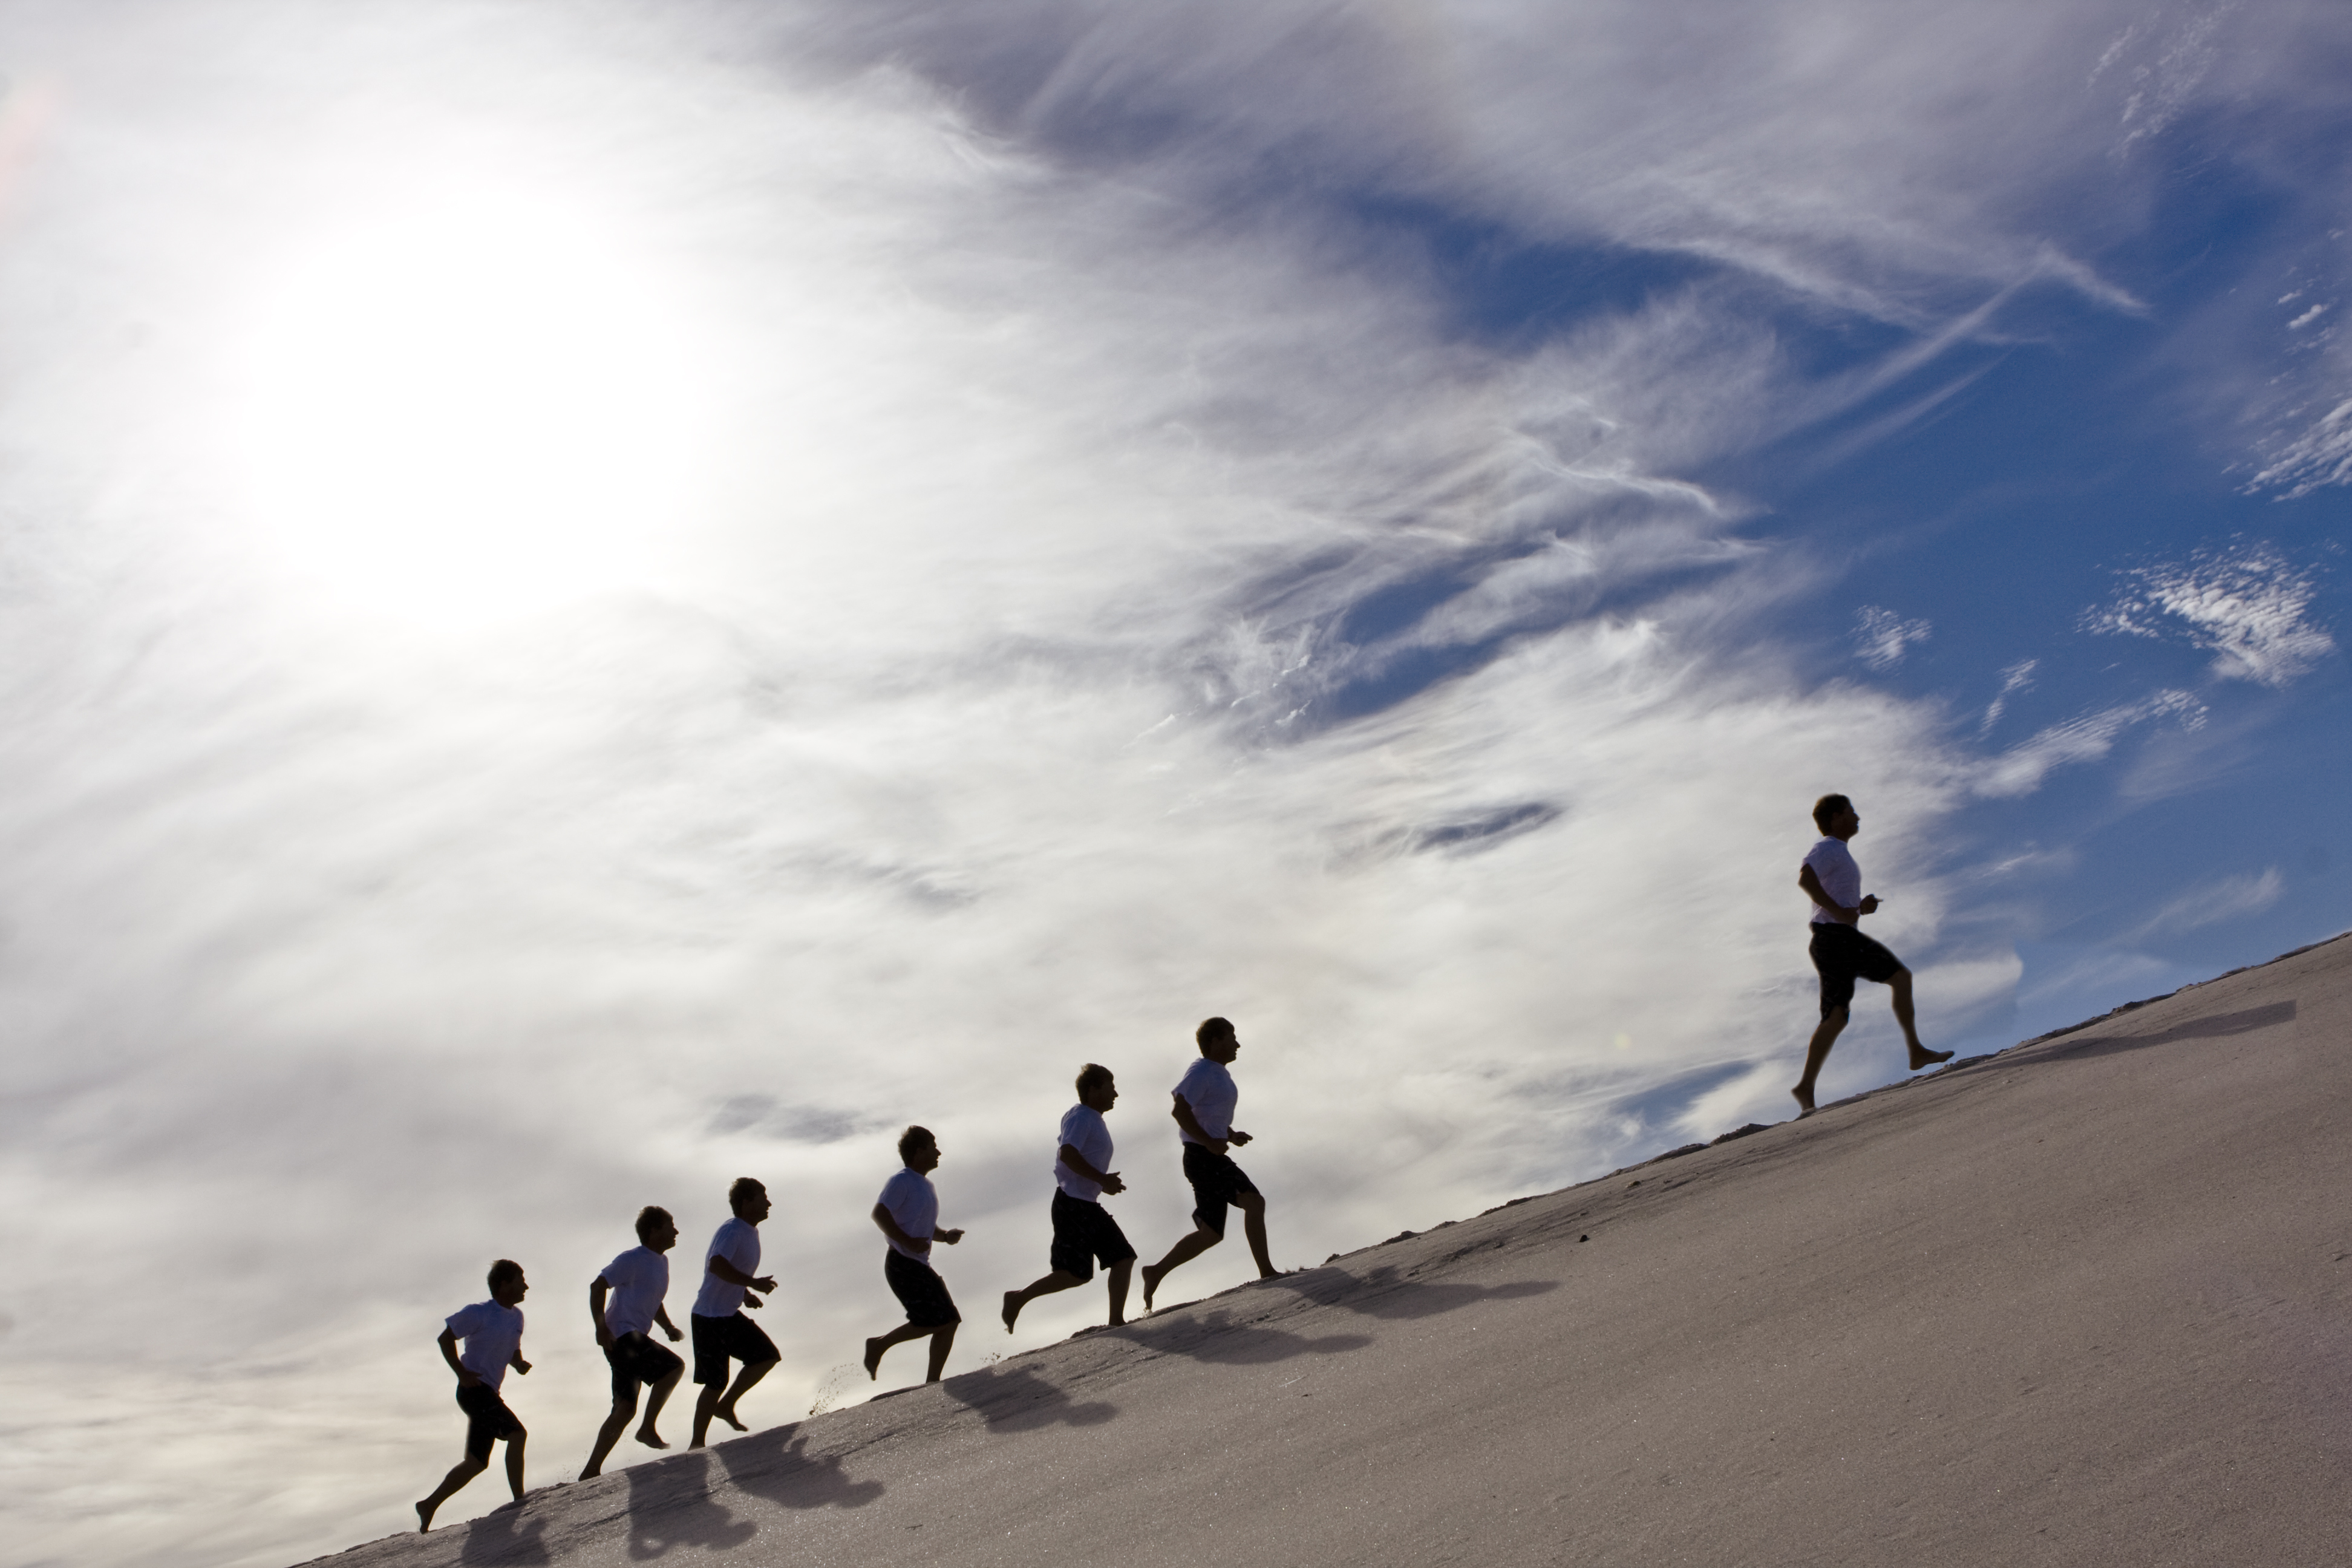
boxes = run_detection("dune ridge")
[309,930,2352,1568]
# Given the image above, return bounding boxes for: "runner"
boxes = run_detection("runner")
[581,1206,686,1478]
[688,1178,780,1448]
[863,1126,964,1383]
[1002,1064,1134,1332]
[1794,793,1952,1116]
[415,1260,532,1531]
[1139,1018,1279,1312]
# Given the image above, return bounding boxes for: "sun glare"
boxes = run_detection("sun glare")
[226,179,712,627]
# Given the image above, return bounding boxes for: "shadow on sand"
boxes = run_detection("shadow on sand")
[1128,1305,1374,1366]
[1275,1265,1559,1320]
[2023,1001,2297,1065]
[941,1361,1117,1431]
[621,1432,883,1560]
[457,1498,549,1566]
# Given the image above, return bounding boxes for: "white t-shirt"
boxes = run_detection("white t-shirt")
[1055,1104,1114,1201]
[1173,1057,1239,1144]
[1803,837,1862,926]
[598,1245,670,1340]
[692,1217,762,1318]
[445,1300,524,1391]
[877,1168,939,1261]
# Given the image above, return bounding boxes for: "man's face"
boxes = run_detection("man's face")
[908,1139,941,1173]
[1204,1029,1241,1065]
[1836,806,1861,838]
[1083,1077,1119,1112]
[735,1186,773,1224]
[645,1220,679,1253]
[496,1270,529,1307]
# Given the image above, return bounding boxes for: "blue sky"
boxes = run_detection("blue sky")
[0,3,2345,1564]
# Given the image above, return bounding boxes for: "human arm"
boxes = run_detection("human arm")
[1798,863,1877,924]
[438,1327,480,1388]
[1170,1094,1228,1156]
[655,1305,682,1342]
[589,1277,613,1347]
[1057,1143,1126,1195]
[707,1253,776,1302]
[510,1349,531,1376]
[872,1202,932,1256]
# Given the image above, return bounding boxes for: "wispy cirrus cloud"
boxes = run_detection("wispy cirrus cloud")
[2126,866,2285,942]
[2082,543,2334,687]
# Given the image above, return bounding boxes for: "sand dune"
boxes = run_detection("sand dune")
[310,933,2352,1567]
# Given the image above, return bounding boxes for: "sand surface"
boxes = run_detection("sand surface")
[311,934,2352,1567]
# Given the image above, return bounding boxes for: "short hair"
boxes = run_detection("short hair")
[898,1125,935,1161]
[487,1258,523,1292]
[634,1205,673,1241]
[727,1176,765,1207]
[1812,794,1853,833]
[1075,1062,1114,1097]
[1195,1016,1234,1050]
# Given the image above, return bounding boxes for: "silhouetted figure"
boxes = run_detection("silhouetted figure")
[862,1125,965,1383]
[415,1259,532,1532]
[580,1206,687,1478]
[1140,1018,1280,1312]
[688,1178,780,1448]
[1794,793,1952,1116]
[1002,1064,1135,1332]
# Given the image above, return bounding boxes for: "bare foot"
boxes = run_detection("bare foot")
[712,1405,748,1433]
[635,1428,668,1451]
[1791,1085,1816,1117]
[689,1434,706,1450]
[579,1465,601,1480]
[1140,1264,1164,1313]
[416,1501,436,1534]
[1909,1046,1954,1070]
[863,1338,886,1380]
[1001,1291,1022,1333]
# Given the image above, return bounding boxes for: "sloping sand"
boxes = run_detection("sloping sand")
[311,933,2352,1567]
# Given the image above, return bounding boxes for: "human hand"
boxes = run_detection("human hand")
[936,1228,964,1245]
[457,1370,483,1388]
[742,1292,763,1308]
[595,1325,613,1348]
[751,1275,777,1294]
[1229,1129,1253,1146]
[1858,895,1880,915]
[512,1358,532,1376]
[1100,1172,1126,1195]
[663,1324,683,1342]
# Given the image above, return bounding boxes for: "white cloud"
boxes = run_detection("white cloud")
[1978,657,2037,735]
[1854,606,1932,670]
[2127,866,2285,941]
[2083,543,2334,687]
[1975,689,2206,798]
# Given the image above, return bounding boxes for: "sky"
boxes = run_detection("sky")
[0,1,2345,1564]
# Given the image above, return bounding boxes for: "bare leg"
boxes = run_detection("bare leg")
[503,1431,526,1501]
[1140,1226,1220,1312]
[710,1358,774,1434]
[691,1382,722,1448]
[636,1366,681,1449]
[417,1455,487,1531]
[1237,1192,1278,1278]
[1793,1007,1847,1115]
[1890,970,1953,1069]
[1105,1258,1132,1327]
[1002,1269,1084,1332]
[864,1321,933,1378]
[923,1322,956,1383]
[582,1395,638,1479]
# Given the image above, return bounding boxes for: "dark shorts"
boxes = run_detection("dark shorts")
[456,1382,523,1459]
[1810,921,1905,1019]
[1048,1189,1135,1281]
[604,1331,684,1405]
[884,1248,961,1328]
[1182,1142,1261,1239]
[690,1311,780,1387]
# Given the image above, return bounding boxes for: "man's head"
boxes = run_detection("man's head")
[635,1205,678,1252]
[1812,793,1859,839]
[728,1177,772,1224]
[898,1125,940,1173]
[1196,1016,1240,1064]
[487,1258,528,1305]
[1076,1062,1118,1112]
